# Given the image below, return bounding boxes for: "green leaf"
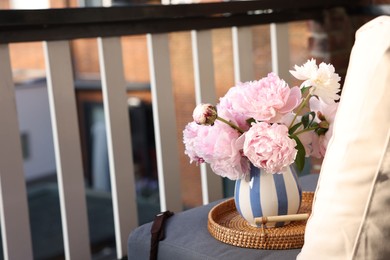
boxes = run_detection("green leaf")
[291,135,306,172]
[315,127,328,136]
[288,122,302,135]
[310,122,319,129]
[301,111,316,129]
[301,86,310,95]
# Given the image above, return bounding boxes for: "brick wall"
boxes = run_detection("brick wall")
[0,0,10,8]
[307,1,390,84]
[307,8,355,84]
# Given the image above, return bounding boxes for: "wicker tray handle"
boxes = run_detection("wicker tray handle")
[255,213,309,226]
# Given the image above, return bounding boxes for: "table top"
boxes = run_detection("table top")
[127,174,319,260]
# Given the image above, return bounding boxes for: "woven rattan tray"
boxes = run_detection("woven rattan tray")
[208,192,314,250]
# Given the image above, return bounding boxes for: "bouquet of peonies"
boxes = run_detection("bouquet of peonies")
[183,59,340,180]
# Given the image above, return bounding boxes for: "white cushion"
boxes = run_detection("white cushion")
[298,16,390,260]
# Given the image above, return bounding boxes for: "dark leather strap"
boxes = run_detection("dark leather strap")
[150,210,174,260]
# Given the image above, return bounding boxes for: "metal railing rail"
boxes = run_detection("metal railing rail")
[0,0,364,43]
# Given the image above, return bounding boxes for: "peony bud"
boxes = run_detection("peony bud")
[319,120,329,129]
[317,111,326,121]
[192,103,218,125]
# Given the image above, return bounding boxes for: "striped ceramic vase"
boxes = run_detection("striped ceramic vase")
[234,164,302,227]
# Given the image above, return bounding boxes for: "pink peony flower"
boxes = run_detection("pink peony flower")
[183,121,249,180]
[309,97,339,158]
[209,134,250,180]
[219,73,301,126]
[217,87,252,131]
[192,103,218,125]
[243,122,297,173]
[183,122,210,164]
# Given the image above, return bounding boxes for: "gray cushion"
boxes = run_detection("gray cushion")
[128,174,318,260]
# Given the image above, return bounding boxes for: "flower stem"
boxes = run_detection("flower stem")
[217,116,245,134]
[293,126,318,136]
[288,87,315,129]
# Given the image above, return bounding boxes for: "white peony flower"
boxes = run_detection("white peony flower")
[290,59,341,104]
[290,58,318,81]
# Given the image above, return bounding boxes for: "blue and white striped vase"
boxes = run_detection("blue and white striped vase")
[234,164,302,227]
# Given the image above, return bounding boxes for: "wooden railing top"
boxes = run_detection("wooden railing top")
[0,0,386,43]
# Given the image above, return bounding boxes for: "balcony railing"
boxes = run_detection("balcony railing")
[0,1,386,259]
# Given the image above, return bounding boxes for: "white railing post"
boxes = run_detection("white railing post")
[191,30,223,204]
[270,23,291,82]
[0,44,33,260]
[97,37,138,259]
[232,26,255,83]
[147,33,182,213]
[44,41,91,260]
